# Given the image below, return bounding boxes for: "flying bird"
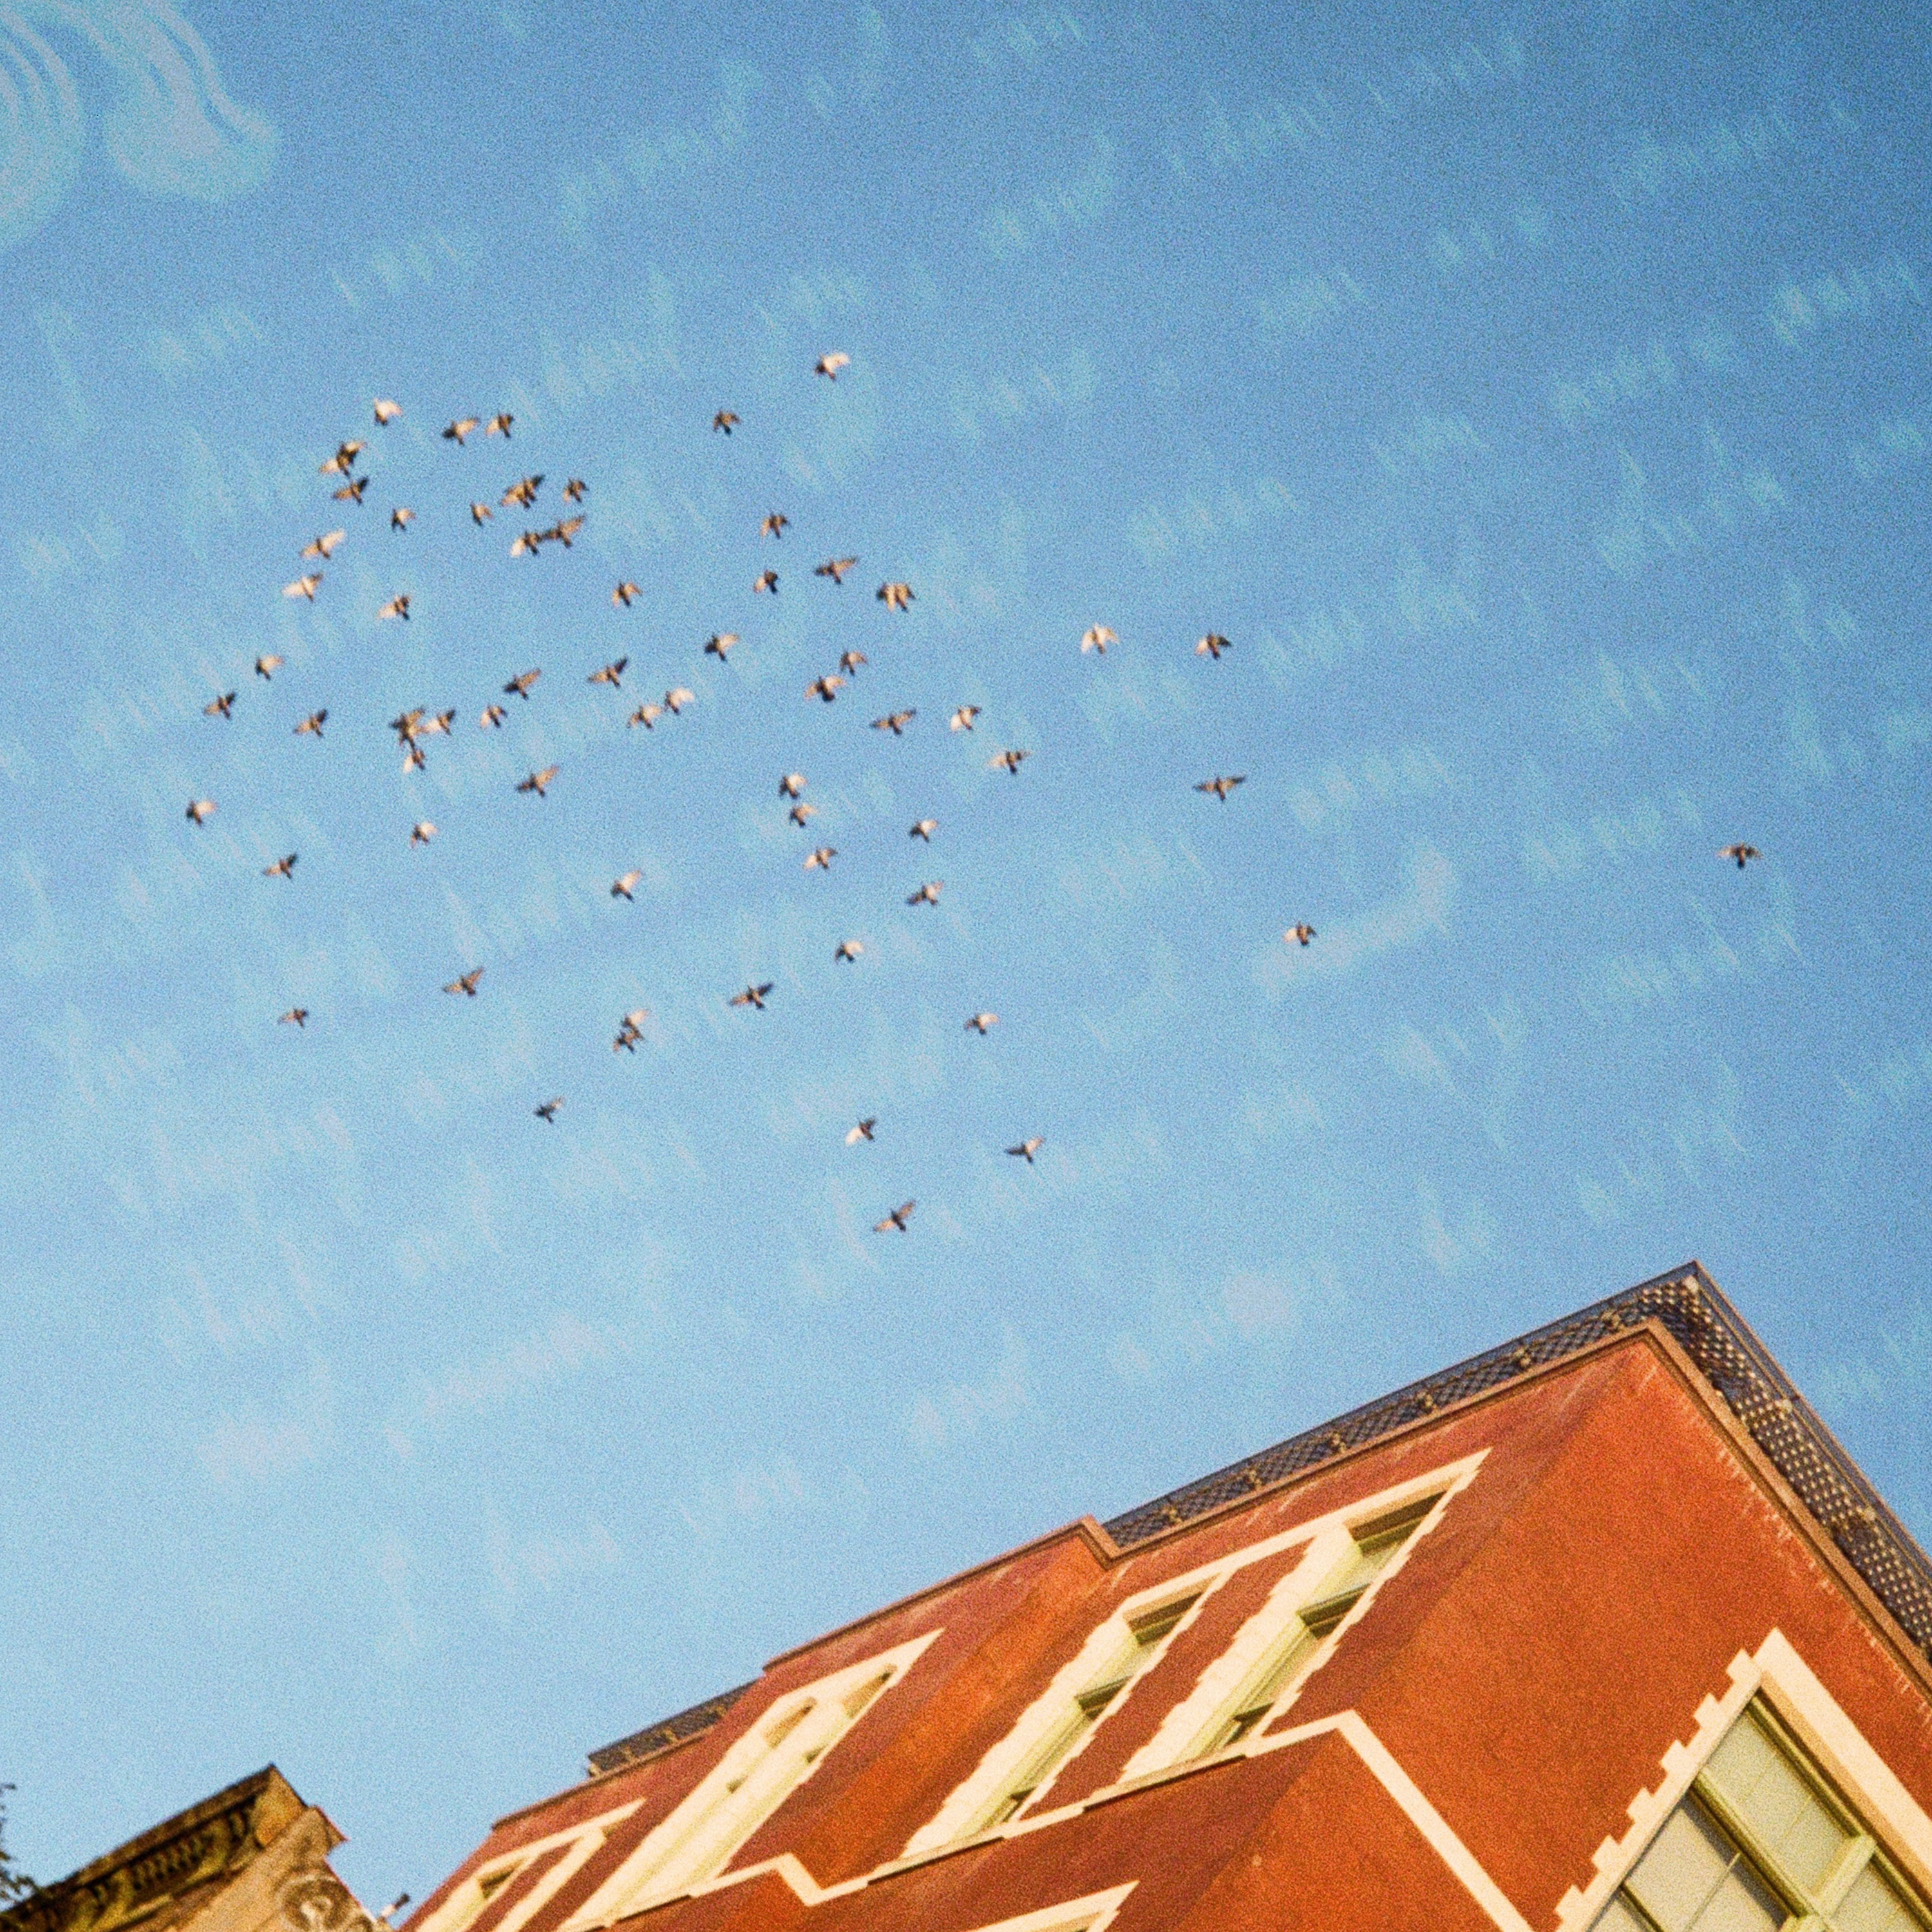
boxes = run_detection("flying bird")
[909,819,936,842]
[612,1010,649,1053]
[279,1007,308,1028]
[705,632,737,663]
[254,655,282,680]
[965,1011,998,1033]
[411,821,436,845]
[779,773,806,798]
[470,502,494,525]
[789,802,819,826]
[804,846,837,871]
[390,507,415,531]
[563,478,587,502]
[612,581,640,607]
[509,530,541,557]
[501,474,543,509]
[589,658,628,688]
[761,511,789,538]
[907,880,943,906]
[1196,632,1231,659]
[389,708,426,743]
[815,556,857,583]
[839,650,867,675]
[835,939,864,963]
[263,853,298,879]
[373,399,402,425]
[1081,625,1117,654]
[402,744,426,773]
[480,703,507,729]
[873,1201,915,1234]
[546,515,586,547]
[627,703,663,729]
[1719,843,1762,869]
[319,440,363,476]
[815,352,850,379]
[486,413,513,438]
[503,668,541,698]
[423,709,455,737]
[807,675,844,703]
[876,581,914,610]
[611,870,643,900]
[846,1117,876,1144]
[989,748,1031,775]
[753,569,778,594]
[949,705,980,732]
[204,691,236,719]
[534,1097,563,1122]
[873,708,915,735]
[712,410,739,433]
[442,417,480,444]
[283,573,322,601]
[1007,1137,1043,1163]
[516,765,560,797]
[730,982,773,1010]
[294,710,327,737]
[186,798,215,824]
[663,687,694,714]
[332,477,368,504]
[378,594,410,621]
[1285,923,1316,947]
[1196,774,1245,800]
[302,529,346,560]
[443,969,484,996]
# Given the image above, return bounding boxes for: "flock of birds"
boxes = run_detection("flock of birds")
[189,354,1765,1237]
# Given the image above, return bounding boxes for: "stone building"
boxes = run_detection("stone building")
[1,1770,375,1932]
[372,1265,1932,1928]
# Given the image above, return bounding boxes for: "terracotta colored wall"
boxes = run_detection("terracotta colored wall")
[405,1331,1932,1932]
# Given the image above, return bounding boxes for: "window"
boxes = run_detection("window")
[563,1634,937,1923]
[1595,1703,1931,1932]
[971,1596,1200,1832]
[1187,1495,1436,1758]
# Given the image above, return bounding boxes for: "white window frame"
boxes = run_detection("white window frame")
[904,1454,1482,1856]
[562,1631,938,1925]
[1555,1631,1932,1932]
[411,1801,643,1932]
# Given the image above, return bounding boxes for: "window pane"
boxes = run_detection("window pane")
[1593,1895,1655,1932]
[1705,1714,1852,1893]
[1839,1865,1924,1932]
[1692,1865,1785,1932]
[1627,1808,1741,1932]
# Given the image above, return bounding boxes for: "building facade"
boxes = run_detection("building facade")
[401,1265,1932,1932]
[0,1770,376,1932]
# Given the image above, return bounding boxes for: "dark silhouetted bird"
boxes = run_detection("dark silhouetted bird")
[731,982,773,1010]
[753,569,778,594]
[1196,774,1245,800]
[612,581,639,607]
[379,594,410,621]
[187,798,215,824]
[504,668,540,698]
[254,654,282,679]
[302,529,346,560]
[1196,632,1231,659]
[284,573,322,601]
[876,581,914,610]
[873,708,915,735]
[835,938,864,962]
[816,556,857,583]
[442,417,480,444]
[294,710,327,738]
[486,413,513,438]
[373,399,402,426]
[589,658,627,688]
[1081,625,1116,654]
[279,1007,308,1027]
[990,748,1031,775]
[563,478,587,502]
[1719,843,1762,869]
[205,691,235,719]
[909,819,936,842]
[712,410,739,433]
[411,821,436,846]
[807,675,844,703]
[907,880,942,907]
[480,703,507,729]
[1285,923,1315,947]
[966,1011,998,1034]
[815,352,850,379]
[950,705,980,732]
[611,870,644,900]
[874,1200,914,1233]
[663,687,694,714]
[705,632,737,663]
[391,507,415,531]
[263,853,297,879]
[761,512,788,538]
[627,703,663,729]
[332,477,368,504]
[534,1097,563,1122]
[779,773,806,798]
[846,1117,876,1144]
[443,969,483,996]
[516,766,560,797]
[1007,1137,1043,1163]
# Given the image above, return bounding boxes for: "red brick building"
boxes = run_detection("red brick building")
[404,1265,1932,1932]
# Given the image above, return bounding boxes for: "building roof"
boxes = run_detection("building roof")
[584,1261,1932,1777]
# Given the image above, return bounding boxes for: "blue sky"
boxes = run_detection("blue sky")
[3,0,1929,1907]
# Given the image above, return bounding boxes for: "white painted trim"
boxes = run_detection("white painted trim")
[905,1451,1484,1855]
[560,1631,940,1929]
[1553,1629,1932,1931]
[953,1884,1138,1932]
[412,1802,643,1932]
